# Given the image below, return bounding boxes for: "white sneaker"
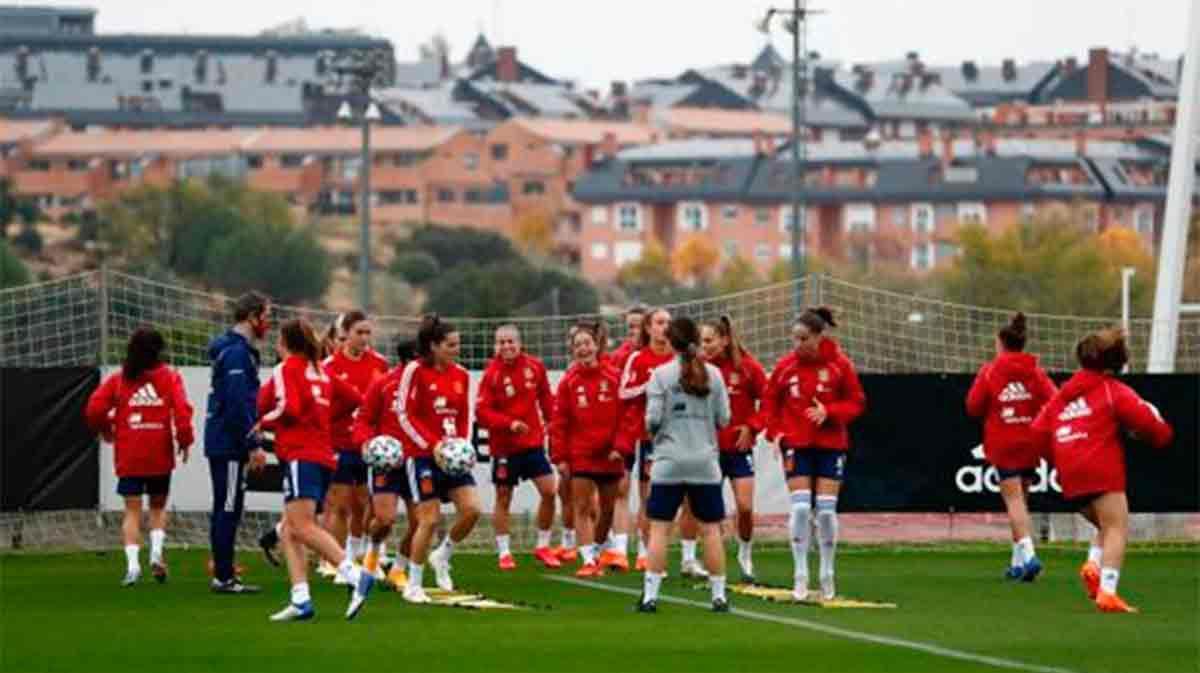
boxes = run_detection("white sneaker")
[121,568,141,587]
[429,548,454,591]
[681,559,709,579]
[820,574,836,601]
[269,601,315,622]
[792,576,810,602]
[402,585,431,604]
[737,549,754,582]
[333,572,352,586]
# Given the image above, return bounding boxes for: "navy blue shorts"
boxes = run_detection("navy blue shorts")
[332,451,368,486]
[623,440,654,482]
[283,461,333,513]
[117,474,170,497]
[719,451,755,480]
[782,446,847,481]
[996,466,1038,481]
[492,448,553,487]
[406,456,476,503]
[646,482,725,523]
[368,465,412,502]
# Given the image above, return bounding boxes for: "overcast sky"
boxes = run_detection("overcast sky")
[16,0,1194,87]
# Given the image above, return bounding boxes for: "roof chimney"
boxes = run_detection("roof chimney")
[961,61,978,82]
[1065,56,1078,73]
[497,46,518,83]
[1087,47,1110,105]
[1001,59,1017,82]
[918,128,934,157]
[1075,130,1088,157]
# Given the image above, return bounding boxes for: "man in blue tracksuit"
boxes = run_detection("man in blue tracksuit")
[205,291,271,594]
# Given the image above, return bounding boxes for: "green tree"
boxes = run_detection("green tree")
[715,255,763,295]
[403,223,522,272]
[205,220,332,304]
[390,251,440,286]
[0,178,39,239]
[0,239,31,288]
[424,263,598,318]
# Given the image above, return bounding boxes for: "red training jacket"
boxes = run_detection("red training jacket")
[323,348,388,451]
[609,340,638,373]
[1031,369,1173,500]
[762,338,866,451]
[475,352,553,457]
[396,360,470,459]
[351,365,412,455]
[708,353,768,452]
[84,365,194,478]
[549,362,623,475]
[615,346,675,454]
[257,355,361,470]
[965,351,1058,470]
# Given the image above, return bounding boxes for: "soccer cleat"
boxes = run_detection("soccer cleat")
[555,547,578,564]
[258,529,280,567]
[1096,591,1139,613]
[121,569,141,587]
[150,560,168,584]
[363,549,380,575]
[792,577,810,602]
[1020,557,1043,583]
[533,547,562,569]
[1004,565,1024,581]
[429,548,455,591]
[635,555,648,571]
[737,550,755,584]
[712,597,730,613]
[210,578,262,594]
[820,574,836,601]
[317,560,338,578]
[269,601,315,622]
[386,566,408,589]
[498,554,517,571]
[345,572,375,620]
[599,549,629,572]
[1080,561,1101,599]
[681,559,709,579]
[575,562,605,578]
[333,573,352,586]
[402,585,431,604]
[635,597,657,613]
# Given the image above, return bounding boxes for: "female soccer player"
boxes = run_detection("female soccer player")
[323,311,388,580]
[550,321,624,578]
[352,339,419,589]
[257,319,375,621]
[639,317,732,613]
[700,316,768,582]
[85,327,193,586]
[476,325,560,570]
[396,315,482,604]
[314,315,348,578]
[615,307,675,572]
[763,307,866,601]
[1032,328,1173,613]
[609,304,647,371]
[966,312,1057,581]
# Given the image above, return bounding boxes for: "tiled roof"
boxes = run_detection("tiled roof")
[241,125,461,154]
[660,107,793,135]
[31,129,251,157]
[0,118,53,144]
[512,118,658,145]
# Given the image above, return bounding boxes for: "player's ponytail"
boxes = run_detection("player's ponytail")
[998,312,1028,352]
[417,314,456,365]
[122,326,165,380]
[668,317,709,398]
[281,318,321,367]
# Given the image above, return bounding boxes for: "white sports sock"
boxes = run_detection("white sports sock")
[337,558,362,585]
[496,534,511,557]
[789,490,812,580]
[407,562,424,588]
[1087,544,1103,565]
[710,574,727,602]
[613,533,629,554]
[437,536,455,558]
[637,537,648,558]
[536,528,552,549]
[124,544,140,573]
[291,582,311,605]
[581,544,597,566]
[681,539,697,564]
[1017,536,1036,564]
[397,553,410,569]
[816,495,838,579]
[1010,542,1022,568]
[344,535,356,559]
[368,539,382,555]
[738,538,753,556]
[149,529,165,564]
[643,571,664,602]
[561,528,576,549]
[378,542,388,559]
[1100,567,1120,594]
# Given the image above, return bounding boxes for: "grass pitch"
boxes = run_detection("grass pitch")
[1,546,1196,673]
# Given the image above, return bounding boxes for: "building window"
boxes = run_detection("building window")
[957,202,987,226]
[616,203,642,232]
[522,181,545,195]
[280,154,305,168]
[590,242,609,260]
[591,206,608,225]
[755,243,771,262]
[892,206,907,228]
[678,202,707,232]
[86,49,100,82]
[437,188,456,203]
[194,51,208,83]
[66,159,89,172]
[1021,202,1036,220]
[26,159,50,172]
[843,203,876,233]
[464,153,479,170]
[140,51,153,74]
[614,241,644,266]
[465,188,485,203]
[265,51,278,84]
[910,242,934,270]
[755,208,770,227]
[778,244,797,260]
[780,205,807,233]
[246,155,263,170]
[491,144,508,160]
[911,203,934,234]
[1135,207,1154,235]
[722,205,738,222]
[141,80,153,92]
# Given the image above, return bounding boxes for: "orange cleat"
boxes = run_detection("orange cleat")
[556,547,579,564]
[1079,561,1101,600]
[576,562,605,578]
[498,554,517,571]
[635,555,648,571]
[534,546,562,569]
[363,549,380,574]
[1096,591,1139,613]
[599,549,629,572]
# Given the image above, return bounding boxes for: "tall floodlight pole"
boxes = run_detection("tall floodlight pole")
[1148,1,1199,372]
[758,1,824,315]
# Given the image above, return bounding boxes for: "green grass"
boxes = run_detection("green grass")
[1,546,1197,673]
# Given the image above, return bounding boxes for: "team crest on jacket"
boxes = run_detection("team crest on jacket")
[818,369,830,382]
[524,368,533,380]
[730,372,740,385]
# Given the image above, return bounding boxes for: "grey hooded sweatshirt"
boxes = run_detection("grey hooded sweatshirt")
[645,357,731,484]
